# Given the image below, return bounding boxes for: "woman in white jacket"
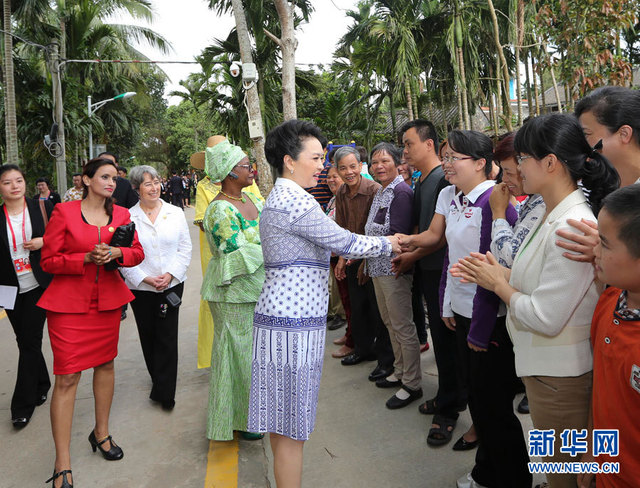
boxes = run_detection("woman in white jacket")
[454,113,619,488]
[120,165,192,411]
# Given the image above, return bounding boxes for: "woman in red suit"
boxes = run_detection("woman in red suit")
[38,158,144,488]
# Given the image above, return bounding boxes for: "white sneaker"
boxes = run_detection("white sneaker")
[456,472,488,488]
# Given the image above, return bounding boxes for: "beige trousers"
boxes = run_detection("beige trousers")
[328,266,345,320]
[523,372,593,488]
[372,274,422,390]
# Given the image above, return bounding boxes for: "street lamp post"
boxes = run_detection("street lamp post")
[87,92,136,159]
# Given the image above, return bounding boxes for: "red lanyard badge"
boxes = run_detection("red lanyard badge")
[3,199,27,253]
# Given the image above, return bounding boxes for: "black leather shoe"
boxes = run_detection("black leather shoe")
[36,393,48,406]
[88,430,124,460]
[341,353,376,366]
[452,435,479,451]
[375,377,401,388]
[386,386,423,409]
[12,417,29,429]
[327,317,346,331]
[517,395,529,414]
[368,365,392,382]
[162,399,175,411]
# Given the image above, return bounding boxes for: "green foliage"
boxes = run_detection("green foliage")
[536,0,639,97]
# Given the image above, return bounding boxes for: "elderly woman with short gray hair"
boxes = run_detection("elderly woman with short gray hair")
[119,165,192,410]
[364,143,421,409]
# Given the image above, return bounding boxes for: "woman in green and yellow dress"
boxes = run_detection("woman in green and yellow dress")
[192,136,263,369]
[201,140,265,440]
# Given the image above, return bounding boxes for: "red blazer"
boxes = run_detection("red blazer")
[38,200,145,313]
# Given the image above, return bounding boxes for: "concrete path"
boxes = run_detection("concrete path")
[0,205,545,488]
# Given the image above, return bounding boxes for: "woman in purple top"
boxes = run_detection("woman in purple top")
[364,142,421,410]
[397,130,531,488]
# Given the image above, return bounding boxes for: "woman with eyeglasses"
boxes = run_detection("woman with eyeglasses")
[453,114,619,488]
[397,130,531,488]
[200,141,265,441]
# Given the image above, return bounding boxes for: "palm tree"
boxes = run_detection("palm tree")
[2,0,19,164]
[2,0,170,183]
[169,73,209,149]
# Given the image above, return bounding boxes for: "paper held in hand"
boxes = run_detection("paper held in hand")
[0,285,18,310]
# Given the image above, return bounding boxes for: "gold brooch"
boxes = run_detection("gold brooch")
[108,226,115,233]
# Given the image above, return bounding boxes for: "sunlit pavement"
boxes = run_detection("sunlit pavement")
[0,205,545,488]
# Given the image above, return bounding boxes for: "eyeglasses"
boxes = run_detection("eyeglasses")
[234,164,254,171]
[516,155,533,165]
[442,155,473,164]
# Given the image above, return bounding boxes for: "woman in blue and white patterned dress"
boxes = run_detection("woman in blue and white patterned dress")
[247,120,401,487]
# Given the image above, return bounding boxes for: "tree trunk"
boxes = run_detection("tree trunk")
[495,57,503,130]
[405,79,414,121]
[3,0,19,165]
[456,86,464,130]
[457,47,470,130]
[439,85,447,136]
[270,0,297,120]
[488,64,499,135]
[389,88,397,135]
[545,42,562,113]
[515,0,525,125]
[487,0,513,131]
[230,0,272,195]
[539,47,547,114]
[412,81,419,120]
[525,51,533,117]
[550,62,562,112]
[532,52,540,116]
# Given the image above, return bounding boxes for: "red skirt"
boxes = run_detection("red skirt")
[47,284,121,375]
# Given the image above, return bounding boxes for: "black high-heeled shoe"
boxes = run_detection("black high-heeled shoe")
[45,469,73,487]
[88,430,124,460]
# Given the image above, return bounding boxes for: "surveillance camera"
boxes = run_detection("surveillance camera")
[230,62,241,78]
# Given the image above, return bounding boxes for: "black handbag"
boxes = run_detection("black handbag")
[105,222,135,271]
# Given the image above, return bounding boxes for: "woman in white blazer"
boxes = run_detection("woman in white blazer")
[454,114,619,488]
[120,165,192,411]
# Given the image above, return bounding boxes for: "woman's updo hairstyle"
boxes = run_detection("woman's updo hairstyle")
[514,113,619,215]
[447,130,494,177]
[82,157,118,216]
[264,119,326,175]
[370,142,402,166]
[575,86,640,146]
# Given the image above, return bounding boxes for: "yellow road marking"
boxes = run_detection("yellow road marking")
[0,310,6,320]
[204,437,239,488]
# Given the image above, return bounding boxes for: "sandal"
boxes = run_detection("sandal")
[46,469,73,487]
[426,414,456,446]
[418,397,437,415]
[240,431,264,441]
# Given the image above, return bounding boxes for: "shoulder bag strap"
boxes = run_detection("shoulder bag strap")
[38,199,49,227]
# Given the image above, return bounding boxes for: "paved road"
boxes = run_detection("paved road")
[0,205,545,488]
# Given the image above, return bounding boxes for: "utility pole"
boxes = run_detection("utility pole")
[49,41,67,194]
[229,0,272,196]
